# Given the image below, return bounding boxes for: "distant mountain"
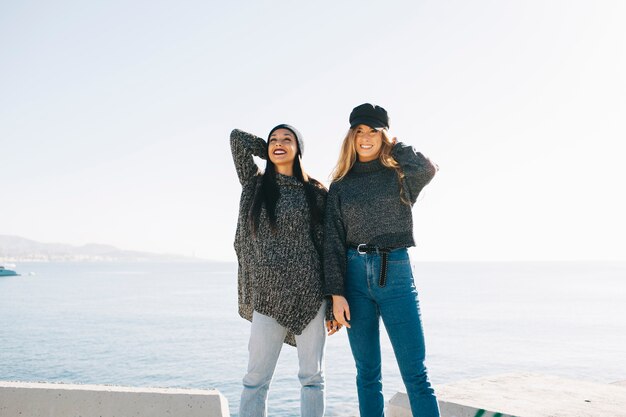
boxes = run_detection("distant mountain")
[0,235,201,262]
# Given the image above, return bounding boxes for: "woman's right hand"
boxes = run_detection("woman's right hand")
[332,295,351,328]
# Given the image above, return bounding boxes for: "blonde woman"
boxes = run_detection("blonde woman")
[324,104,440,417]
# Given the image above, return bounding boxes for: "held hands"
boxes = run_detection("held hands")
[325,320,343,336]
[332,295,351,329]
[325,294,349,336]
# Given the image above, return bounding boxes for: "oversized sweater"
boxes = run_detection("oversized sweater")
[323,142,438,296]
[230,129,327,346]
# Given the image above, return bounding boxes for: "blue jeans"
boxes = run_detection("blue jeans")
[239,302,327,417]
[345,248,440,417]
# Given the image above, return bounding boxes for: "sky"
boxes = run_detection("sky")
[1,1,625,262]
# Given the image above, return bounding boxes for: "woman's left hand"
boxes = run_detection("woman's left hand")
[326,320,343,336]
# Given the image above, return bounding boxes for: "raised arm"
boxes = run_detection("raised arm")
[391,141,438,205]
[230,129,268,185]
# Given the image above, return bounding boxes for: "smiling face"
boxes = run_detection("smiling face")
[268,128,299,168]
[354,124,383,162]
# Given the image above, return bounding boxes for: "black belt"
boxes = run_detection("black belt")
[348,244,391,287]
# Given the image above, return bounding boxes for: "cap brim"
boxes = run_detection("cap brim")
[349,117,388,130]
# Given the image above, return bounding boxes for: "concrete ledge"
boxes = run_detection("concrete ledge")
[387,373,626,417]
[0,381,230,417]
[388,391,515,417]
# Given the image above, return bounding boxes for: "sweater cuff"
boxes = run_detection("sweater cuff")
[325,296,334,321]
[324,283,345,298]
[391,141,416,163]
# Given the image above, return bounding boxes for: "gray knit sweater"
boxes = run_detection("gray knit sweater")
[231,129,327,346]
[323,142,438,296]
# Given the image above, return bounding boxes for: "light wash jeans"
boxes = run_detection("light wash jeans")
[345,247,440,417]
[239,301,327,417]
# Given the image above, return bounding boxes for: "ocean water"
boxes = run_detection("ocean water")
[1,261,625,416]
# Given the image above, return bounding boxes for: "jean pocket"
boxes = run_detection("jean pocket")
[384,260,415,287]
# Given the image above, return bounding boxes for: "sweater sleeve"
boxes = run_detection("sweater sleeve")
[311,178,334,320]
[230,128,267,185]
[313,185,335,321]
[323,183,348,296]
[391,141,438,205]
[312,185,328,259]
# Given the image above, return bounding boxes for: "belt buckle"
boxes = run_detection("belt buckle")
[357,243,367,255]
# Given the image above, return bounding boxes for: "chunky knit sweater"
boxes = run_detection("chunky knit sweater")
[323,142,438,296]
[231,129,327,346]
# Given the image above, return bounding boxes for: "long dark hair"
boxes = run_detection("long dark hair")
[248,145,324,237]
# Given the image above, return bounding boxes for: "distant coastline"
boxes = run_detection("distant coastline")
[0,234,208,263]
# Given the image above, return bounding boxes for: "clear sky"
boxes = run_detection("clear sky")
[2,1,625,262]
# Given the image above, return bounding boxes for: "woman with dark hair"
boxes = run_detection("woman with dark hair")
[230,125,339,417]
[324,104,440,417]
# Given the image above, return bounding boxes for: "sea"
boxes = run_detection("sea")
[1,261,625,416]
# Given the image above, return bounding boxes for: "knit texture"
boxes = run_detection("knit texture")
[323,142,437,296]
[231,129,327,346]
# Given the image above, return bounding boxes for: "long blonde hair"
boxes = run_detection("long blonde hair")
[331,128,401,179]
[330,127,409,203]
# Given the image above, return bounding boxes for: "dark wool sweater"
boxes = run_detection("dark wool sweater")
[231,129,327,346]
[323,142,438,296]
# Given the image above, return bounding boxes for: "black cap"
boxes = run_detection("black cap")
[349,103,389,129]
[268,124,304,155]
